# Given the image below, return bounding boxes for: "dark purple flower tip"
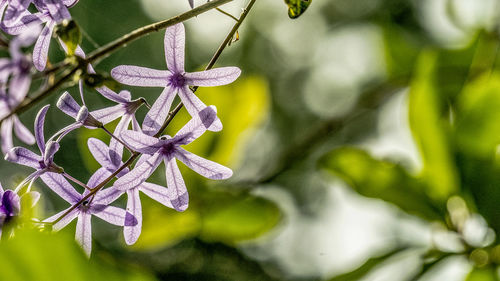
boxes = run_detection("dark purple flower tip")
[1,190,20,217]
[124,211,138,226]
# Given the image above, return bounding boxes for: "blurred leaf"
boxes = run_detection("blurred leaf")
[200,194,281,244]
[409,51,458,200]
[455,72,500,157]
[328,247,408,281]
[284,0,312,19]
[0,230,155,281]
[55,19,82,56]
[466,267,498,281]
[320,147,442,220]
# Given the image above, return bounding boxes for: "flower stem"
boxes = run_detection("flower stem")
[63,172,92,191]
[100,125,135,153]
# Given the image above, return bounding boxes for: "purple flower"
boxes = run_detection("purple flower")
[111,23,241,135]
[113,106,232,212]
[44,173,127,257]
[0,26,41,156]
[5,105,79,203]
[87,137,175,245]
[0,0,36,33]
[0,184,20,238]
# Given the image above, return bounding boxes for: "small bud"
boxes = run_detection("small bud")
[76,106,89,123]
[55,19,82,56]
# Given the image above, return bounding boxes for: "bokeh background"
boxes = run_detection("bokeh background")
[2,0,500,280]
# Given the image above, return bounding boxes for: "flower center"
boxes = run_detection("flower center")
[168,73,185,88]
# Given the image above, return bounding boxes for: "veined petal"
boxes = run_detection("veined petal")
[56,92,80,119]
[94,186,123,206]
[164,157,188,212]
[175,148,232,180]
[109,114,132,166]
[113,152,163,190]
[1,13,43,35]
[91,104,126,125]
[75,211,92,257]
[87,167,112,189]
[184,67,241,87]
[111,65,169,87]
[34,105,50,153]
[178,86,222,132]
[142,86,176,136]
[124,188,141,245]
[43,0,71,22]
[40,172,80,204]
[33,21,55,71]
[5,147,42,168]
[121,130,161,154]
[96,86,129,103]
[140,182,173,209]
[164,23,185,74]
[87,138,114,169]
[92,205,126,226]
[13,115,35,145]
[172,105,217,145]
[1,117,14,156]
[9,72,31,102]
[47,208,79,231]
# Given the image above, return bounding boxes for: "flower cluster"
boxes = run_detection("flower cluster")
[0,0,241,257]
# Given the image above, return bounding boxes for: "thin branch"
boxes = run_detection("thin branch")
[63,172,92,191]
[100,126,135,153]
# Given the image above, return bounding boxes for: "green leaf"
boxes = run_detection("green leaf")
[466,267,498,281]
[409,50,458,200]
[328,247,408,281]
[320,147,443,221]
[0,230,156,281]
[200,194,281,244]
[284,0,312,19]
[455,72,500,157]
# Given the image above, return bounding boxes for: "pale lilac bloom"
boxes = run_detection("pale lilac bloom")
[0,26,41,156]
[113,106,232,212]
[0,0,37,34]
[111,23,241,135]
[5,105,80,203]
[88,137,175,245]
[44,171,127,257]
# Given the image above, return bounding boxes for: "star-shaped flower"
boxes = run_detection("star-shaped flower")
[111,23,241,136]
[44,172,127,257]
[88,137,175,245]
[113,106,232,211]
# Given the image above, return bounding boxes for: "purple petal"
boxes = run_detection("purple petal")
[34,105,49,153]
[124,188,142,245]
[109,114,132,166]
[184,67,241,87]
[56,91,80,119]
[172,105,217,145]
[178,86,222,132]
[33,21,55,71]
[142,86,176,136]
[164,23,185,74]
[87,138,114,169]
[91,205,126,226]
[9,72,31,102]
[43,140,59,164]
[94,186,123,206]
[113,152,163,190]
[91,104,126,125]
[2,190,20,216]
[175,148,232,180]
[111,65,169,87]
[13,115,35,145]
[75,211,92,257]
[140,182,173,209]
[1,13,44,35]
[43,0,71,22]
[4,147,42,168]
[1,118,14,155]
[121,130,161,154]
[96,86,129,103]
[164,157,188,212]
[87,167,112,189]
[188,0,194,8]
[46,207,79,231]
[62,0,79,8]
[40,172,80,204]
